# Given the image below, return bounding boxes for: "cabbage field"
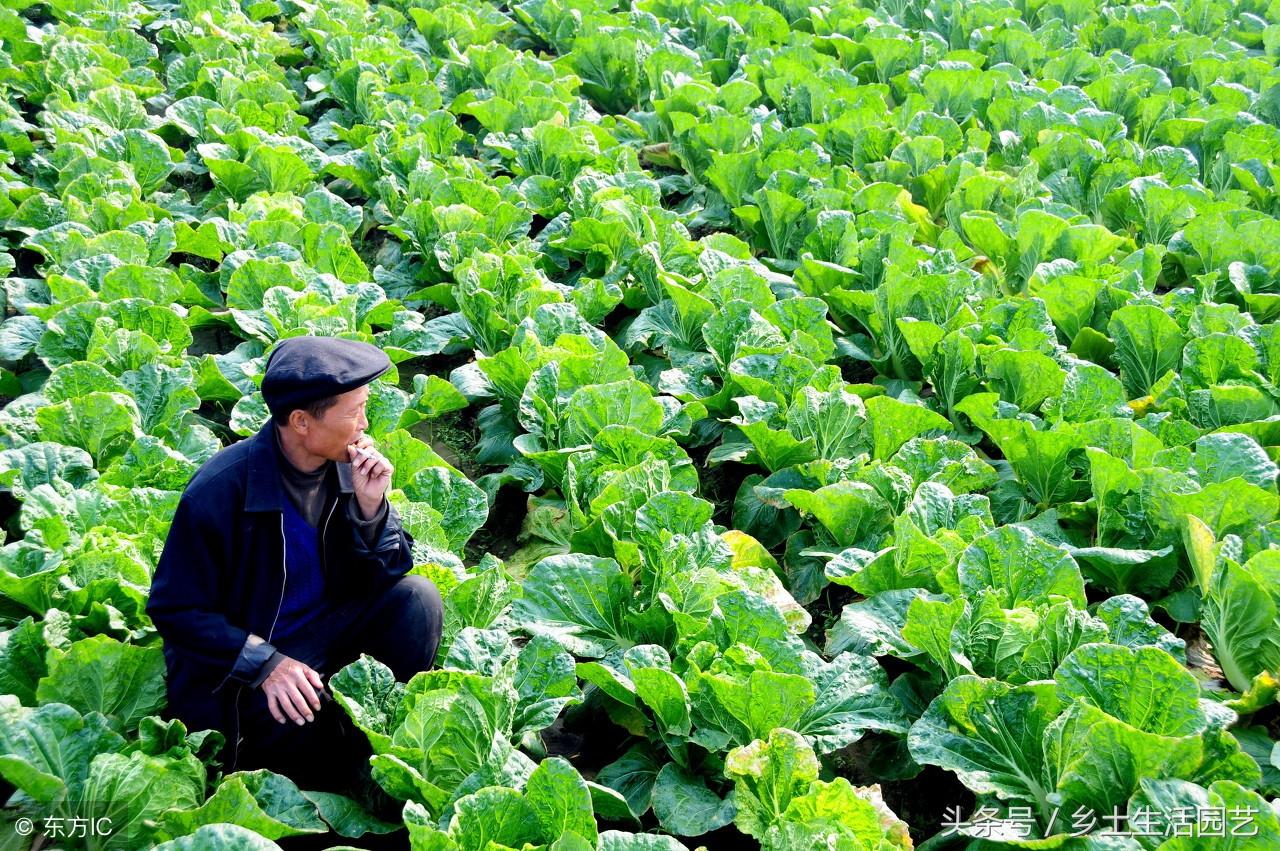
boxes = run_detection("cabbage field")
[4,0,1280,847]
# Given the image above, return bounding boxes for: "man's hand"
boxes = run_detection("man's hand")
[260,655,325,725]
[348,437,392,520]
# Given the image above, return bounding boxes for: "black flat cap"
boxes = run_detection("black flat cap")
[260,336,391,415]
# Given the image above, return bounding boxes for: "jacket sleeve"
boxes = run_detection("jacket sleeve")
[346,496,415,584]
[146,491,276,690]
[349,497,388,548]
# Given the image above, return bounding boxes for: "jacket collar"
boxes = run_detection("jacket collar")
[244,419,354,512]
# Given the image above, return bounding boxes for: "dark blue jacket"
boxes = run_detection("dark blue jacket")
[145,419,414,768]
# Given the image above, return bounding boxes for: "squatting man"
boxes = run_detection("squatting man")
[147,336,444,790]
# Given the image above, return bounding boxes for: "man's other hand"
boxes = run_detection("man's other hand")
[260,655,325,725]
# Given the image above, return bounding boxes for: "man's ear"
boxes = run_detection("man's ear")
[287,408,310,433]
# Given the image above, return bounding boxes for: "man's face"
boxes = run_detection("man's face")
[300,385,370,462]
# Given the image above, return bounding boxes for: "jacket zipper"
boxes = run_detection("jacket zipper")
[268,512,287,643]
[319,495,337,580]
[234,513,288,772]
[231,500,336,770]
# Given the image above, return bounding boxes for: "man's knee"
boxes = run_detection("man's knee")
[386,574,443,629]
[364,575,444,677]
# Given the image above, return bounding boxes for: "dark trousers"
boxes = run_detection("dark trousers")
[235,574,443,793]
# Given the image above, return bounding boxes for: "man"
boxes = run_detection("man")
[146,336,443,791]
